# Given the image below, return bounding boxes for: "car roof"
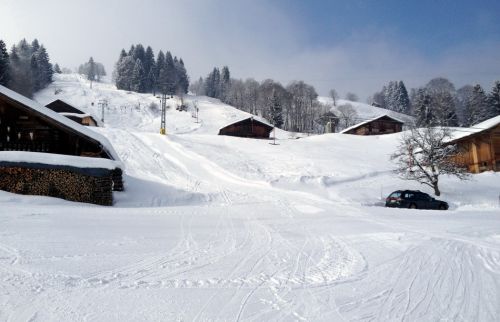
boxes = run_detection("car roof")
[391,190,426,194]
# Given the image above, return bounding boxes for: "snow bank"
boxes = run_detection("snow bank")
[0,151,121,170]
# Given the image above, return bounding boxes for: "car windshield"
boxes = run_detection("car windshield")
[389,192,401,198]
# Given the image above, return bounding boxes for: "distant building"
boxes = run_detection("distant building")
[0,85,123,205]
[219,117,274,138]
[449,115,500,173]
[45,99,98,127]
[341,115,404,135]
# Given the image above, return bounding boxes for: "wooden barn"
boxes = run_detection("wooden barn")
[0,85,123,205]
[341,115,404,135]
[46,99,98,126]
[219,117,274,138]
[449,115,500,173]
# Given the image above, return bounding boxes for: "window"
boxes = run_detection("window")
[404,193,415,199]
[390,192,401,198]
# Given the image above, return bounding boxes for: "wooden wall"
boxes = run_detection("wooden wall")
[346,117,403,135]
[219,119,273,138]
[0,97,106,157]
[453,124,499,173]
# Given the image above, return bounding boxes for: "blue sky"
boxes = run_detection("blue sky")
[282,0,500,56]
[0,0,499,99]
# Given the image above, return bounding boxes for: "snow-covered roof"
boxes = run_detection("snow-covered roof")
[449,115,500,142]
[60,112,92,118]
[0,85,119,161]
[219,116,274,131]
[340,114,405,134]
[0,151,121,170]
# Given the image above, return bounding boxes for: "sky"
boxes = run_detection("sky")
[1,0,500,100]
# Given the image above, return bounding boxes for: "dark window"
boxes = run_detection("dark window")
[404,193,415,199]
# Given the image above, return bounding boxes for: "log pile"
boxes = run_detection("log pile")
[0,166,113,205]
[111,168,124,191]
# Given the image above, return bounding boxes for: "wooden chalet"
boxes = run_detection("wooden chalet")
[449,115,500,173]
[46,99,98,127]
[0,86,112,157]
[219,117,274,138]
[0,85,123,205]
[341,115,404,135]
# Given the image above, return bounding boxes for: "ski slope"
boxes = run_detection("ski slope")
[0,74,499,321]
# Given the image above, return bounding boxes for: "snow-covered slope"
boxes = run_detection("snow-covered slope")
[0,74,499,321]
[35,74,286,137]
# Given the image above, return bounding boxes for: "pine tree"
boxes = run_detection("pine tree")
[465,84,489,125]
[488,81,500,118]
[175,58,189,94]
[31,39,40,53]
[132,44,145,65]
[270,89,283,128]
[384,81,397,111]
[119,49,127,61]
[395,81,410,114]
[53,63,62,74]
[131,58,145,93]
[87,56,96,82]
[163,51,177,95]
[220,66,230,102]
[143,46,155,92]
[0,39,10,86]
[155,50,165,94]
[30,55,40,91]
[456,85,474,126]
[36,46,53,87]
[128,44,135,56]
[115,56,135,91]
[413,88,433,126]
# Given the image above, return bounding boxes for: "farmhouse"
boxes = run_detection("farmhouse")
[341,115,404,135]
[45,99,98,126]
[0,85,123,205]
[449,115,500,173]
[219,117,274,138]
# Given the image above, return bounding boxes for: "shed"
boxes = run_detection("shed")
[218,117,274,138]
[341,115,404,135]
[46,99,98,126]
[448,115,500,173]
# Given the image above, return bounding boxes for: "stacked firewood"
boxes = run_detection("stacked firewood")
[0,166,113,205]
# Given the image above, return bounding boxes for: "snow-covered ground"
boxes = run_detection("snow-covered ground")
[0,74,499,321]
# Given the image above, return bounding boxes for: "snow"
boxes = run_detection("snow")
[59,112,92,118]
[0,151,121,170]
[0,84,120,161]
[449,115,500,141]
[1,74,499,321]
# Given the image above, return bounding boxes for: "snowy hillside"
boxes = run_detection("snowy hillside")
[1,74,499,321]
[35,74,287,137]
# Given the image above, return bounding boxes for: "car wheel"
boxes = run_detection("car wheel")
[439,204,446,210]
[409,203,417,209]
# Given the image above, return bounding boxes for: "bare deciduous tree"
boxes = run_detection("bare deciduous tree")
[329,89,338,106]
[337,103,358,131]
[391,126,469,196]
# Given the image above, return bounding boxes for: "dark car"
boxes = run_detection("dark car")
[385,190,449,210]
